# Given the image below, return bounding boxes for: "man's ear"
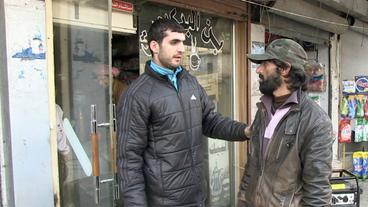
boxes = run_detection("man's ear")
[149,41,159,55]
[280,62,291,77]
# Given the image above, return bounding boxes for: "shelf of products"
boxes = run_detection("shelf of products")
[339,77,368,180]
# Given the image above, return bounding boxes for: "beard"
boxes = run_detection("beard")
[259,73,282,96]
[156,53,181,70]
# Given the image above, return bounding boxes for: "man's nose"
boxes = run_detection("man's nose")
[178,42,185,53]
[256,65,263,74]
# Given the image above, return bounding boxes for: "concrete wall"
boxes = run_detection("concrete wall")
[330,35,341,162]
[249,24,265,121]
[0,0,15,206]
[341,30,368,79]
[3,0,54,206]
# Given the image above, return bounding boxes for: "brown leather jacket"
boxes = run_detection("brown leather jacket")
[238,91,333,207]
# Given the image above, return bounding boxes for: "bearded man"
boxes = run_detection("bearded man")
[238,39,333,207]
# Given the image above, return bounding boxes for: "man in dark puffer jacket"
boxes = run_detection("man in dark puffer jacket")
[117,18,250,207]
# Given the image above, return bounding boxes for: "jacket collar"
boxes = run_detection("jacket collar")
[145,60,187,82]
[149,60,182,91]
[257,88,307,112]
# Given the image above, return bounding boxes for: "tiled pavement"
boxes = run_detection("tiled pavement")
[359,180,368,207]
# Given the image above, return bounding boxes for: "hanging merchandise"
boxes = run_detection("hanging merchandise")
[355,76,368,94]
[356,95,365,118]
[305,62,325,92]
[364,119,368,142]
[354,118,365,142]
[364,96,368,120]
[352,151,363,178]
[348,96,356,119]
[362,152,368,180]
[340,96,349,117]
[342,80,356,94]
[338,118,352,143]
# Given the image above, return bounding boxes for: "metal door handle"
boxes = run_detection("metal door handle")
[90,105,100,204]
[112,104,120,200]
[90,104,120,202]
[97,122,110,127]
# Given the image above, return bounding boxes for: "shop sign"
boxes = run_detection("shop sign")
[112,0,133,13]
[139,8,227,71]
[355,76,368,94]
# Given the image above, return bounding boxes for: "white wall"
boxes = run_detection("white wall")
[249,24,265,120]
[4,0,54,206]
[0,0,14,206]
[330,35,341,163]
[341,30,368,79]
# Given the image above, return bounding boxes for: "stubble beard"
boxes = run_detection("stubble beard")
[158,55,180,70]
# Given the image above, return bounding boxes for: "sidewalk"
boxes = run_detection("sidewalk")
[360,180,367,207]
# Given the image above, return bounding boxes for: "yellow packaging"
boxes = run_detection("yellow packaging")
[352,151,363,178]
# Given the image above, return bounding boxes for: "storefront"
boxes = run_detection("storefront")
[50,0,249,206]
[339,29,368,171]
[5,0,368,206]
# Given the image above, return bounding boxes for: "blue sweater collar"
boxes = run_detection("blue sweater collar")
[150,60,182,91]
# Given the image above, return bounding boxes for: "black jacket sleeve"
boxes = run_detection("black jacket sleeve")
[199,83,248,141]
[300,116,333,206]
[117,94,149,207]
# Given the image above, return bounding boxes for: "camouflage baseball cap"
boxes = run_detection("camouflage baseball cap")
[247,38,308,70]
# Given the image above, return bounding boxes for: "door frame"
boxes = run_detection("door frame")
[46,0,116,206]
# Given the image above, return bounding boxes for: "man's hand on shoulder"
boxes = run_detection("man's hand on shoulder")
[244,125,252,139]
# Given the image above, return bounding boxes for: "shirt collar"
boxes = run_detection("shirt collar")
[261,90,299,114]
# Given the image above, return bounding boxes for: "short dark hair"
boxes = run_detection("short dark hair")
[272,59,308,91]
[147,18,186,55]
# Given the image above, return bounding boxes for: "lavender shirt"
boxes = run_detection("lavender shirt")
[260,91,298,156]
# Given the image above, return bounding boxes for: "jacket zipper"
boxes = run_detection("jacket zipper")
[177,92,194,166]
[264,107,298,161]
[151,71,197,196]
[169,77,195,167]
[255,106,266,203]
[256,105,298,202]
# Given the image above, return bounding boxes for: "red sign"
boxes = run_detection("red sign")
[112,0,133,13]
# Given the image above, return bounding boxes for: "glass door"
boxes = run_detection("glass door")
[52,0,118,206]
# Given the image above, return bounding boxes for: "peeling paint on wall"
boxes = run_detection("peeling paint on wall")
[12,32,45,60]
[6,4,48,99]
[4,0,54,206]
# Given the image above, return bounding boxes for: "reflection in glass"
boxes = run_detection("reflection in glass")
[53,22,113,207]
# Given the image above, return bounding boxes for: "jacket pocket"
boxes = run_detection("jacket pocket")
[144,159,163,197]
[276,135,296,161]
[273,190,294,207]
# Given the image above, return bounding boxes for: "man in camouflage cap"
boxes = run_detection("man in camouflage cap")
[238,38,333,207]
